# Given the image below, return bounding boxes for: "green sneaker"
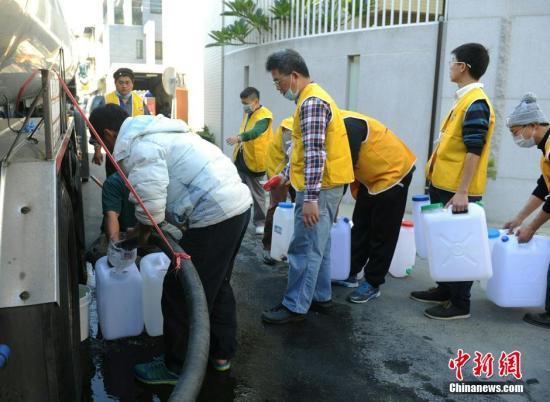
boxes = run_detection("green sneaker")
[133,358,179,385]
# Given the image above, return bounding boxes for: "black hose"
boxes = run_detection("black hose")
[148,233,210,402]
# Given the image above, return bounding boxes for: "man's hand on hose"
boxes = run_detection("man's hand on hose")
[126,223,153,246]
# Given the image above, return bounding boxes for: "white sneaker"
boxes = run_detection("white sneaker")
[255,226,265,235]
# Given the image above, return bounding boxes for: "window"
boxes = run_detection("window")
[114,0,124,24]
[132,0,143,25]
[136,39,143,59]
[150,0,162,14]
[346,55,360,110]
[155,41,163,61]
[244,66,250,88]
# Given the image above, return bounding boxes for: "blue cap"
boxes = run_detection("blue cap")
[412,195,430,201]
[501,235,510,242]
[488,228,500,239]
[278,202,293,209]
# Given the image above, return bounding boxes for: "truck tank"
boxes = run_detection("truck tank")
[0,0,75,102]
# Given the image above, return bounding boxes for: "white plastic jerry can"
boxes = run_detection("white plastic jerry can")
[330,217,352,281]
[412,194,430,258]
[486,235,550,307]
[421,202,492,282]
[140,252,170,337]
[479,228,504,290]
[95,256,144,340]
[389,220,416,278]
[270,202,295,261]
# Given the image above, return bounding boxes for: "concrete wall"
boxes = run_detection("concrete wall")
[223,24,440,205]
[214,0,550,225]
[439,0,550,223]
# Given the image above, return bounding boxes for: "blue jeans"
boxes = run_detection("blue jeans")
[282,186,344,314]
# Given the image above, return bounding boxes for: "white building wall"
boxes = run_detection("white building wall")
[203,0,224,146]
[109,25,144,64]
[162,0,206,130]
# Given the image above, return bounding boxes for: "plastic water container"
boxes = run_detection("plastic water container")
[421,202,492,281]
[95,256,144,340]
[412,195,430,258]
[479,228,504,290]
[140,252,170,337]
[486,235,550,307]
[79,285,91,341]
[487,228,502,253]
[389,220,416,277]
[330,217,351,280]
[270,202,295,261]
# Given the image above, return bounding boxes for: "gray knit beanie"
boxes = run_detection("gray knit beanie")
[506,92,549,127]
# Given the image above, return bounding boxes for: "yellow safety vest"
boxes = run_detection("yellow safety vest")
[541,133,550,191]
[342,110,416,194]
[290,83,354,191]
[426,87,495,196]
[266,117,293,178]
[233,106,273,173]
[105,91,145,116]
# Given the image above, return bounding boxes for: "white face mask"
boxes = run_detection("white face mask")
[243,104,253,114]
[513,128,537,148]
[283,75,299,101]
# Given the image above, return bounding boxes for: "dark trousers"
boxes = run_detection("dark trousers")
[262,186,296,250]
[162,209,251,372]
[350,171,413,287]
[429,185,481,312]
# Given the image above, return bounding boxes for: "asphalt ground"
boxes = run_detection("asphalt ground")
[81,159,550,402]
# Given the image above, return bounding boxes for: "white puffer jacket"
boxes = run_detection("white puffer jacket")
[113,115,252,228]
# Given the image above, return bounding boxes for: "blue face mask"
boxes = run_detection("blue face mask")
[243,104,253,114]
[283,75,298,101]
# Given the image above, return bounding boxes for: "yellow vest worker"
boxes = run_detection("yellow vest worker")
[232,106,273,173]
[426,87,495,196]
[504,92,550,258]
[105,91,146,116]
[341,110,416,195]
[266,117,293,178]
[290,83,354,190]
[541,136,550,191]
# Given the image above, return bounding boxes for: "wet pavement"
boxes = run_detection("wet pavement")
[81,160,550,402]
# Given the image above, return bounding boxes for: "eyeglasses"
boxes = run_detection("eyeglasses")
[449,61,472,68]
[273,75,292,89]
